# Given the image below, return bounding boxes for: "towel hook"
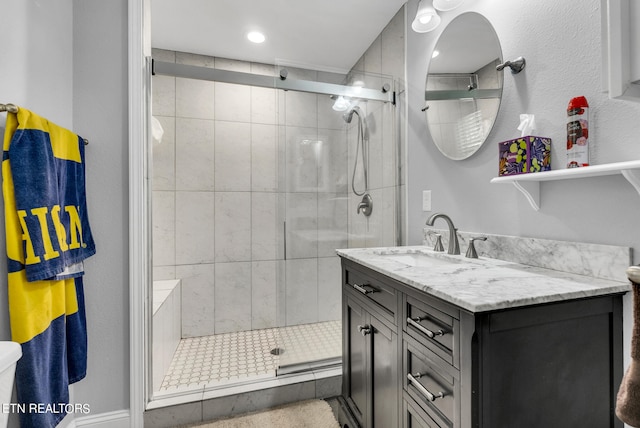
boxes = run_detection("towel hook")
[496,57,526,74]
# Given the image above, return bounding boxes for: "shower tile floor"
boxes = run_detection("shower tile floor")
[159,320,342,392]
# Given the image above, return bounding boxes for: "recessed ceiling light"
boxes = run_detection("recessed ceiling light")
[247,31,265,44]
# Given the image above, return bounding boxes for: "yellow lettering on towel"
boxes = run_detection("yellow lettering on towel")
[51,205,69,251]
[65,206,84,249]
[17,210,41,264]
[30,207,60,260]
[17,205,86,264]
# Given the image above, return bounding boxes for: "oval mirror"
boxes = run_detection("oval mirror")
[425,12,503,160]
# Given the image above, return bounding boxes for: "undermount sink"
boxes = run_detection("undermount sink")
[373,249,468,268]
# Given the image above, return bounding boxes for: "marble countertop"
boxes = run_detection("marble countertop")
[337,246,631,313]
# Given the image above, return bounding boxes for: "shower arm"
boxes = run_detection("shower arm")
[496,57,526,74]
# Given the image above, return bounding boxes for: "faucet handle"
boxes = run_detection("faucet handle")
[433,235,444,252]
[465,236,487,259]
[427,231,445,252]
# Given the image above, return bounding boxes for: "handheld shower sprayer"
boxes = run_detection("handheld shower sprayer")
[342,105,360,124]
[343,105,372,215]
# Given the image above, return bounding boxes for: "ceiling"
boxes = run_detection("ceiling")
[151,0,408,73]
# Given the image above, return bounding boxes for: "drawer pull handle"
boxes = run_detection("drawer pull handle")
[357,325,372,336]
[352,283,378,295]
[407,372,445,402]
[407,317,446,339]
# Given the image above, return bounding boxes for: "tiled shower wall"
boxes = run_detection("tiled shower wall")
[352,6,407,247]
[150,6,405,338]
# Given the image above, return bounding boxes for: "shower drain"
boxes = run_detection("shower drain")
[270,347,284,356]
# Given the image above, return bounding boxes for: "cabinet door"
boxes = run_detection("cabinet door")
[344,294,368,427]
[370,313,398,428]
[344,290,399,428]
[480,298,623,428]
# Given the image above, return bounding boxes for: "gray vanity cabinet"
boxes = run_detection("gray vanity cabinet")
[474,296,623,427]
[339,257,625,428]
[342,262,401,428]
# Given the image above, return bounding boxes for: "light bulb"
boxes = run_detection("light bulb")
[412,0,441,33]
[247,31,265,44]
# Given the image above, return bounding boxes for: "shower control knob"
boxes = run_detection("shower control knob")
[357,193,373,217]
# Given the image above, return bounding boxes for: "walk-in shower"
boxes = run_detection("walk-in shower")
[149,49,401,403]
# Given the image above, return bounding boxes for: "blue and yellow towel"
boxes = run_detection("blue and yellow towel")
[2,108,95,428]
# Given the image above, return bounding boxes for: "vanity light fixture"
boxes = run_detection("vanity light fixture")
[433,0,465,12]
[247,31,265,44]
[411,0,441,33]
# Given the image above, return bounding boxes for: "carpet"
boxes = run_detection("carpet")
[186,399,340,428]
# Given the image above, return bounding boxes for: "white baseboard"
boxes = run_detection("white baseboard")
[66,410,130,428]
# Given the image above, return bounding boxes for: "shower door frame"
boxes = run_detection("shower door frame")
[152,60,394,103]
[129,0,150,424]
[140,58,397,406]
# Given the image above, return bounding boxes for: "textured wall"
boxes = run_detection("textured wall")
[407,0,640,248]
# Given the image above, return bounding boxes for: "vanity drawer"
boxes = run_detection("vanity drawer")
[344,267,398,321]
[405,295,458,367]
[404,394,446,428]
[403,335,458,428]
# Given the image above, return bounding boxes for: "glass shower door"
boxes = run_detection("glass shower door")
[274,67,398,374]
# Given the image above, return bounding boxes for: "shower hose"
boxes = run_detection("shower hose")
[351,109,369,197]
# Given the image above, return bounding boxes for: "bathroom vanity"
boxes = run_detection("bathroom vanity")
[337,247,630,428]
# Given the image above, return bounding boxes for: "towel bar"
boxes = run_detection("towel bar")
[0,103,18,113]
[1,103,89,145]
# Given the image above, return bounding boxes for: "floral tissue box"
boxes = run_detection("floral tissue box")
[498,136,551,176]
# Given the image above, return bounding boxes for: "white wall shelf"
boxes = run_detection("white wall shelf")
[490,160,640,210]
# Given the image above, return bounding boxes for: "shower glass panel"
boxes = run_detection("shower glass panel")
[150,52,398,394]
[274,66,398,373]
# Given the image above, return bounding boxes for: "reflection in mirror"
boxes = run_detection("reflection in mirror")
[425,12,503,160]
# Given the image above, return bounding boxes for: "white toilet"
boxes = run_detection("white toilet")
[0,342,22,428]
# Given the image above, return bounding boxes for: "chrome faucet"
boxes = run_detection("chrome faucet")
[425,213,460,255]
